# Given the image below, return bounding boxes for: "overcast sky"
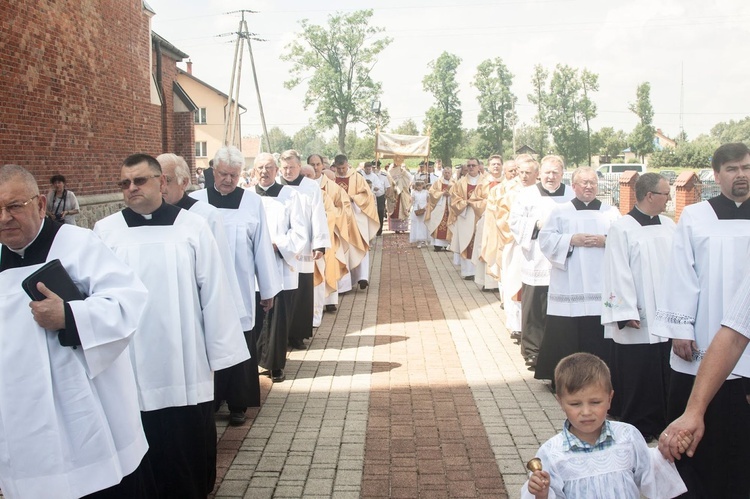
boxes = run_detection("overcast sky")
[150,0,750,144]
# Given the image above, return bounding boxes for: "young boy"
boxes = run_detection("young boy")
[524,353,689,499]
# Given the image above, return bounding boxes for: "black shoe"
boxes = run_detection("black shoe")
[359,279,369,289]
[510,331,522,341]
[272,370,286,383]
[325,304,337,313]
[433,246,442,252]
[229,411,246,426]
[525,355,538,367]
[463,275,474,280]
[288,338,306,350]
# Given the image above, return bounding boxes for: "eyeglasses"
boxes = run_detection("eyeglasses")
[0,195,39,216]
[576,181,597,187]
[116,175,161,190]
[650,191,671,196]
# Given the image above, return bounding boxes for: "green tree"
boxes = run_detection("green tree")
[472,57,516,156]
[628,82,656,161]
[423,52,463,166]
[546,64,586,165]
[527,65,549,156]
[392,118,420,136]
[266,126,293,153]
[591,127,628,161]
[710,117,750,144]
[290,125,329,159]
[282,10,392,155]
[579,69,599,165]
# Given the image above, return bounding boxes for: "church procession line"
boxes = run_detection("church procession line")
[210,232,565,498]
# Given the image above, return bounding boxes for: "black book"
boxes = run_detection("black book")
[22,259,86,302]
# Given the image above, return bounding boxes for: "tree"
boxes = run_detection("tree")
[527,65,549,156]
[472,58,516,156]
[266,126,293,153]
[282,10,392,155]
[546,64,586,165]
[710,117,750,144]
[392,118,420,136]
[423,52,463,166]
[579,69,599,165]
[628,82,656,161]
[591,127,628,162]
[290,125,329,159]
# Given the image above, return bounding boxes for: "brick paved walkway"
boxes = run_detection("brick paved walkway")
[212,233,565,498]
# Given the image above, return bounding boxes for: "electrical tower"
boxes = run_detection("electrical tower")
[221,10,271,151]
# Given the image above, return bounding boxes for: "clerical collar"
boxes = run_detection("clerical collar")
[255,182,283,197]
[206,183,244,209]
[122,201,180,227]
[537,183,566,197]
[0,218,63,270]
[629,205,661,226]
[279,175,303,186]
[708,193,750,220]
[572,198,602,211]
[173,193,198,210]
[467,175,479,186]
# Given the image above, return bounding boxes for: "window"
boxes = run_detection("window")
[194,108,207,124]
[195,142,207,158]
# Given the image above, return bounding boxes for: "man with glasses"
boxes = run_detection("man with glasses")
[534,166,620,382]
[0,164,152,497]
[509,155,574,368]
[652,142,750,497]
[190,145,282,425]
[600,173,675,443]
[94,153,249,498]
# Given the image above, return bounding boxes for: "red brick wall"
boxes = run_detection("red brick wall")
[174,112,196,171]
[0,0,170,195]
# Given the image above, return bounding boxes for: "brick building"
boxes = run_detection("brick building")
[0,0,194,226]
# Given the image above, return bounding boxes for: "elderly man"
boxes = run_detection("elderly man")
[494,156,537,341]
[0,164,151,498]
[449,157,488,280]
[190,145,282,425]
[278,150,331,349]
[509,155,574,368]
[253,154,306,382]
[600,173,675,442]
[157,153,250,331]
[94,154,249,498]
[333,154,379,289]
[425,164,454,251]
[652,142,750,497]
[534,166,620,381]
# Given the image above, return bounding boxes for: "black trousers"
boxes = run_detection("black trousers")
[667,371,750,499]
[257,289,292,371]
[376,195,386,234]
[140,401,217,499]
[83,454,157,498]
[288,272,314,341]
[520,284,547,359]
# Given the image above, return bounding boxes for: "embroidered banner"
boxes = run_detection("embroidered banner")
[375,132,430,157]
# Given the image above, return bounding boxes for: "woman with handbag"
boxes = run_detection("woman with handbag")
[46,174,80,225]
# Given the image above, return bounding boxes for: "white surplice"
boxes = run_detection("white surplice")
[279,176,331,273]
[652,201,750,377]
[539,200,620,316]
[191,189,283,324]
[601,215,676,344]
[257,185,307,290]
[94,208,249,411]
[509,184,574,286]
[0,225,149,499]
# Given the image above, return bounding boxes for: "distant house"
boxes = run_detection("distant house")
[241,136,263,169]
[176,64,246,169]
[654,128,677,150]
[515,144,538,157]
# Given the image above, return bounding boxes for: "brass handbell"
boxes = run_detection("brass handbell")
[526,458,543,472]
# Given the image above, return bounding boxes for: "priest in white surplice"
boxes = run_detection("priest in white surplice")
[509,155,574,367]
[535,166,620,382]
[0,165,151,499]
[652,142,750,498]
[190,145,282,426]
[278,150,331,350]
[253,153,307,382]
[94,154,250,498]
[601,173,675,441]
[158,153,251,334]
[448,158,488,279]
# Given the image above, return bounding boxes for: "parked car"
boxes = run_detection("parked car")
[660,170,677,184]
[698,169,714,182]
[597,163,646,175]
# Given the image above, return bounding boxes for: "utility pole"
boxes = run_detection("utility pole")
[221,10,271,152]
